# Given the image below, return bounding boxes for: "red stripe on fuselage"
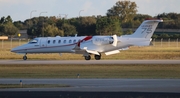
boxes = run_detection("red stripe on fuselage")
[81,36,92,42]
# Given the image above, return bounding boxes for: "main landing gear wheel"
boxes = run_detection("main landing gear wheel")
[23,54,27,60]
[94,55,101,60]
[84,55,91,60]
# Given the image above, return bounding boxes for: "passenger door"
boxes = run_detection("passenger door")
[40,38,47,47]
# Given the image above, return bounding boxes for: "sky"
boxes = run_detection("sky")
[0,0,180,21]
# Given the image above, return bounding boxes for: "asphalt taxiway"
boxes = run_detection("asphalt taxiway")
[0,79,180,92]
[1,60,180,64]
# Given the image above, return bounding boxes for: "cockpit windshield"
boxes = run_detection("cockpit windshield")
[28,39,38,44]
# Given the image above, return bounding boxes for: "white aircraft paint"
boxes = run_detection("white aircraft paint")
[11,19,163,60]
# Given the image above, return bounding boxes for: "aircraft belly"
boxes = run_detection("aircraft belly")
[26,45,75,53]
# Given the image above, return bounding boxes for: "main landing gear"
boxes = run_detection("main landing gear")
[23,53,27,60]
[84,54,101,60]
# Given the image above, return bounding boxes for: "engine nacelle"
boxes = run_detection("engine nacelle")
[92,36,114,46]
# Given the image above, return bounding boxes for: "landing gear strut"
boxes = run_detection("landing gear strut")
[84,55,91,60]
[23,53,27,60]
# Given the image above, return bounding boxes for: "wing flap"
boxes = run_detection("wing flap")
[86,50,100,55]
[105,50,120,55]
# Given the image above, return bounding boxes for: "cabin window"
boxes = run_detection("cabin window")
[63,40,66,43]
[53,40,56,44]
[58,40,61,44]
[48,40,50,44]
[69,40,72,43]
[73,40,76,43]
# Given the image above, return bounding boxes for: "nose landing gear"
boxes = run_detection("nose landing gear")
[23,53,27,60]
[84,55,91,60]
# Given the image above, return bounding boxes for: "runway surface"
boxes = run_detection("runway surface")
[1,60,180,64]
[0,79,180,93]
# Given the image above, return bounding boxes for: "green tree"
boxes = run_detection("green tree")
[0,16,18,37]
[3,22,19,38]
[160,33,170,39]
[0,16,5,24]
[172,34,180,39]
[77,17,96,35]
[13,21,24,29]
[61,23,77,36]
[152,34,158,39]
[96,16,122,35]
[5,15,13,23]
[44,25,63,36]
[107,1,137,23]
[157,13,180,29]
[123,29,133,35]
[27,26,39,38]
[0,25,4,35]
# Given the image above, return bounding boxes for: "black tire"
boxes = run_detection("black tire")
[94,55,101,60]
[23,56,27,60]
[84,55,91,60]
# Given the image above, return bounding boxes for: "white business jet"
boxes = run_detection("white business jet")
[11,19,163,60]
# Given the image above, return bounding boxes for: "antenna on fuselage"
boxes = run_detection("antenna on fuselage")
[75,34,77,37]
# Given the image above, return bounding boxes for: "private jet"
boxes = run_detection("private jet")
[11,19,163,60]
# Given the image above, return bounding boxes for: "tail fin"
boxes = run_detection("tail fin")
[128,19,163,38]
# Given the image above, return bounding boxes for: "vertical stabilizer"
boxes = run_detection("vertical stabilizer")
[128,19,163,38]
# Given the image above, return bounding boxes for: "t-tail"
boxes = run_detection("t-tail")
[127,19,163,38]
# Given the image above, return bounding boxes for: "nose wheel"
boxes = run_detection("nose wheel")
[23,54,27,60]
[84,55,91,60]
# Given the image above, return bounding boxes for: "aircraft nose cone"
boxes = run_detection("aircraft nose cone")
[11,47,17,52]
[11,46,22,53]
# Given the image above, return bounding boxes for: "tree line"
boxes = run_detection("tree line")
[0,1,180,39]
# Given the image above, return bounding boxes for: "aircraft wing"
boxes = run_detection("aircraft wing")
[72,46,100,56]
[83,47,100,55]
[72,38,101,56]
[72,34,119,56]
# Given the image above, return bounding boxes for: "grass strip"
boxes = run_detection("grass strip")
[0,84,70,89]
[0,64,179,79]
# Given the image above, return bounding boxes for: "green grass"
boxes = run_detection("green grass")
[0,84,70,89]
[0,64,179,79]
[1,41,180,60]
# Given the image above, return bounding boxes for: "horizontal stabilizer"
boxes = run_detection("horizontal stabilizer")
[105,50,120,55]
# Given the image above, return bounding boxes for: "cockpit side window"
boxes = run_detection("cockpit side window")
[28,39,38,44]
